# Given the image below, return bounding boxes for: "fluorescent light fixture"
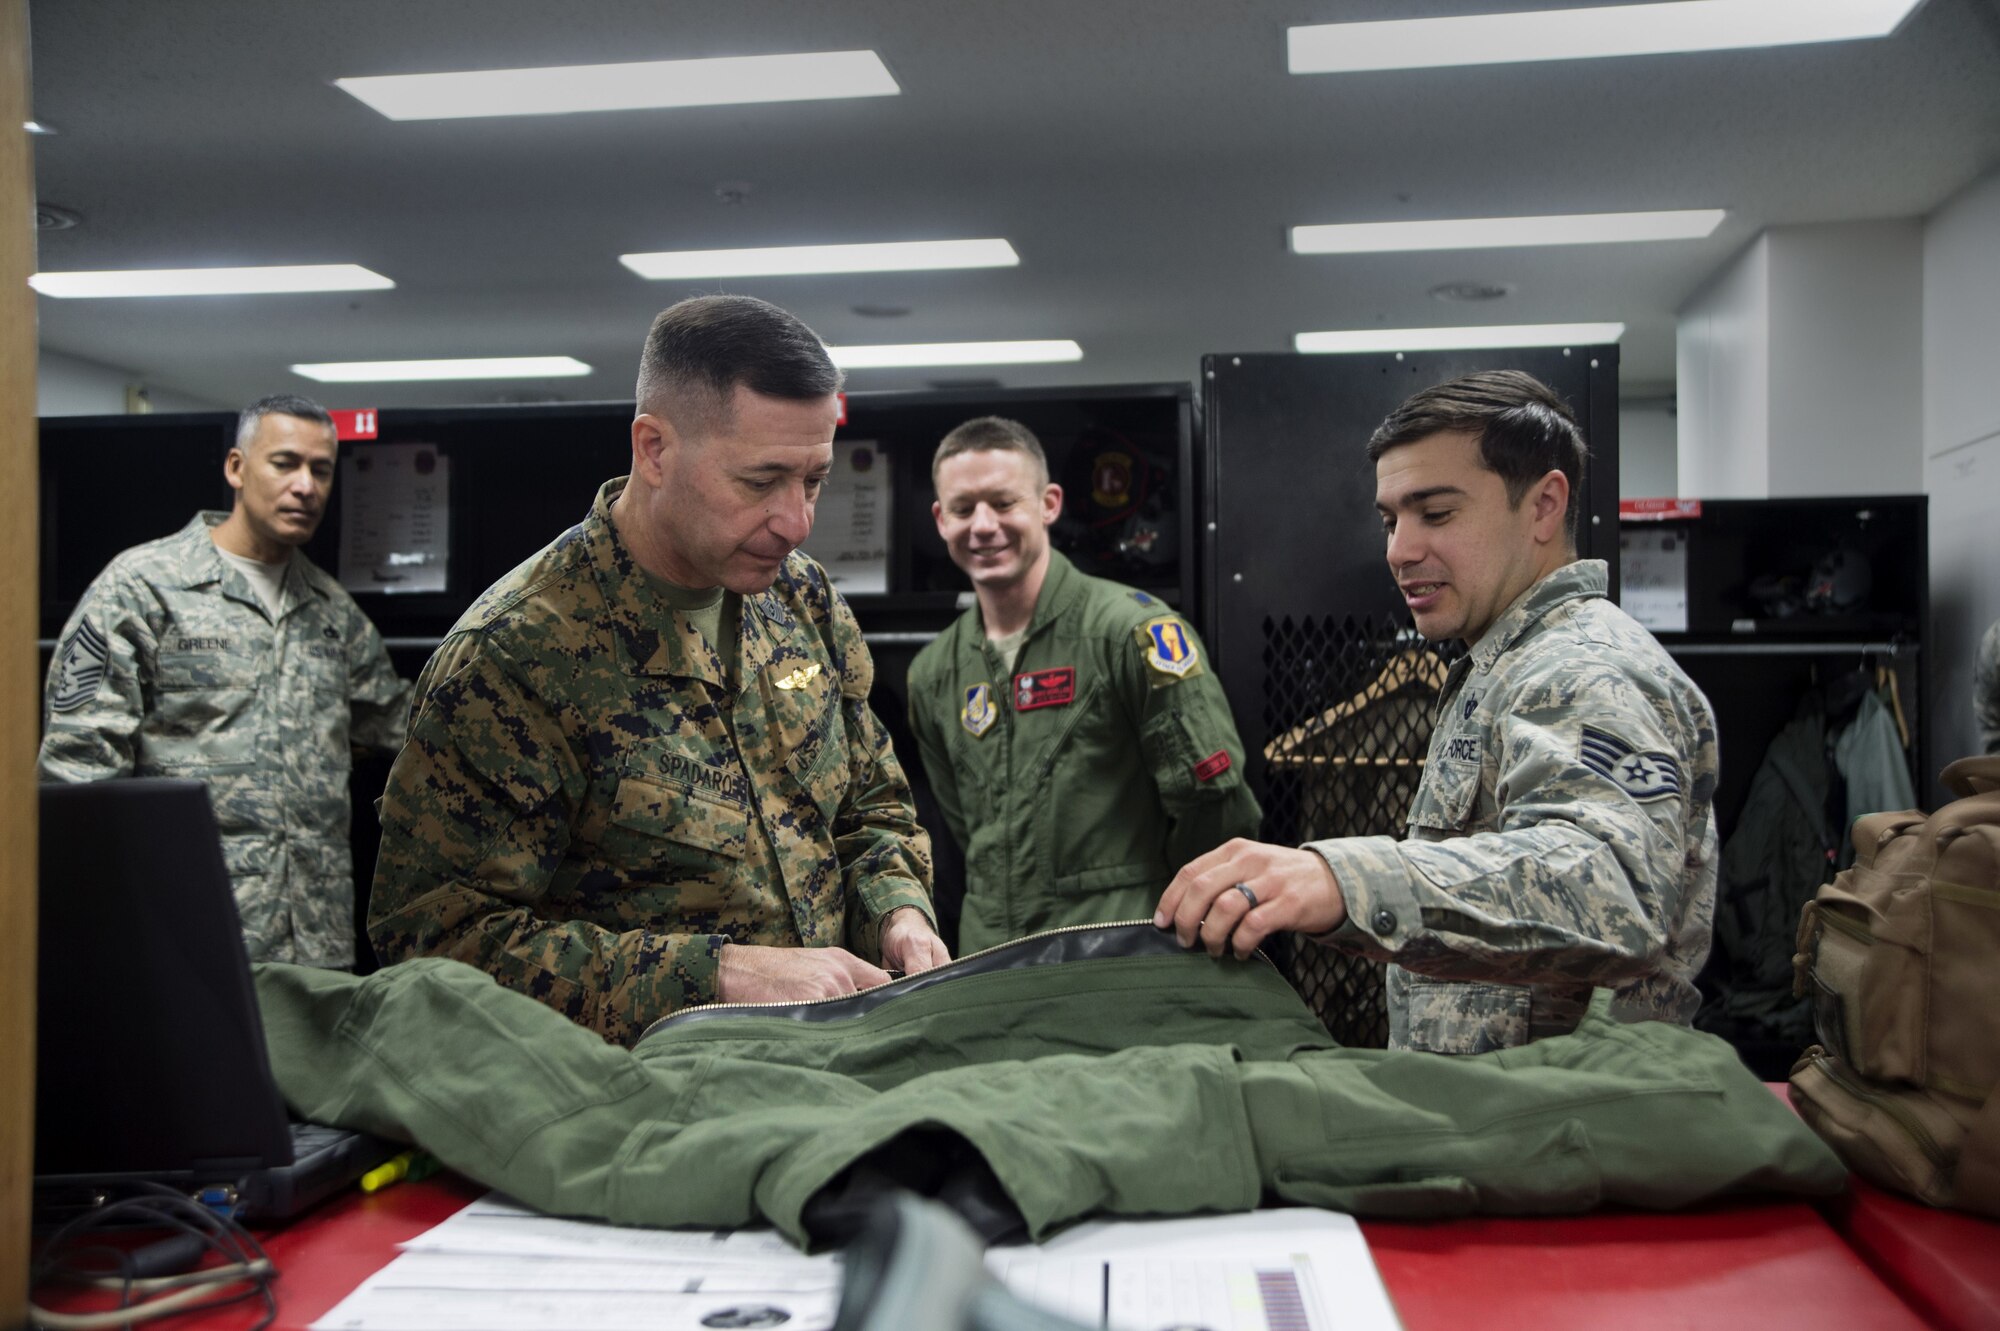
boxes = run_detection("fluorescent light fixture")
[23,120,55,134]
[30,264,394,298]
[827,341,1083,369]
[620,238,1019,280]
[337,50,898,121]
[1288,0,1927,73]
[1292,209,1725,254]
[1296,323,1625,354]
[291,356,592,383]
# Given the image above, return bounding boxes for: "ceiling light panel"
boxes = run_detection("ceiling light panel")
[337,51,898,121]
[1288,0,1926,74]
[292,357,591,382]
[1292,209,1725,254]
[1295,323,1625,353]
[827,341,1083,369]
[621,239,1018,280]
[30,265,394,298]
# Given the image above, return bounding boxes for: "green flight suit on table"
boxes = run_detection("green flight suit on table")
[252,925,1845,1247]
[38,512,410,968]
[368,479,935,1045]
[908,552,1261,952]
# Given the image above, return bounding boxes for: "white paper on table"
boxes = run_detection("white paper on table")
[986,1208,1403,1331]
[397,1193,820,1267]
[311,1194,837,1331]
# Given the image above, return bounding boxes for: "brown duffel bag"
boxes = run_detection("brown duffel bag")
[1789,755,2000,1217]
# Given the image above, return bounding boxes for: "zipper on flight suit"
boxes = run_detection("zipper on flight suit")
[644,918,1281,1033]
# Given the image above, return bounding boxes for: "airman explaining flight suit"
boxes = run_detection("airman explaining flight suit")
[909,417,1260,952]
[1159,372,1717,1055]
[369,295,944,1044]
[39,396,410,968]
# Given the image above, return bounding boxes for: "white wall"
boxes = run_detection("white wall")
[1676,235,1770,498]
[1768,221,1924,497]
[1922,168,2000,775]
[1676,222,1925,499]
[1617,400,1678,498]
[38,347,223,416]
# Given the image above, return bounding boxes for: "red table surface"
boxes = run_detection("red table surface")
[36,1177,1939,1331]
[1361,1202,1931,1331]
[1820,1178,2000,1331]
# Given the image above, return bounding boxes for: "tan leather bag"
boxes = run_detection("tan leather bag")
[1789,755,2000,1217]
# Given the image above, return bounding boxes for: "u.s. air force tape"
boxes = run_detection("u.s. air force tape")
[1580,725,1682,801]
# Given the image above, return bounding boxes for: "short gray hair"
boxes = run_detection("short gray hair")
[235,394,335,454]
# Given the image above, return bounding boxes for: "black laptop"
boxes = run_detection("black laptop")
[34,778,397,1224]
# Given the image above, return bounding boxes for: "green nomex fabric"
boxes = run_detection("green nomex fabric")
[254,926,1844,1247]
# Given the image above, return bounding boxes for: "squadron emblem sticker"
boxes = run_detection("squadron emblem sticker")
[1137,615,1199,679]
[961,682,997,738]
[50,617,111,713]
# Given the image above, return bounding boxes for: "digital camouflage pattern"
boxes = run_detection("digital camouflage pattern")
[368,479,935,1045]
[1977,618,2000,756]
[1311,560,1719,1055]
[908,551,1261,952]
[38,512,411,967]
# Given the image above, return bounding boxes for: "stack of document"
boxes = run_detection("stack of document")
[313,1195,1401,1331]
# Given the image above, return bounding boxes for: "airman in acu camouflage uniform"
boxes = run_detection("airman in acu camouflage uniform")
[1159,371,1717,1055]
[39,397,410,968]
[369,295,942,1045]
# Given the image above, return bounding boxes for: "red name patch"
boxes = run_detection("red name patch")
[1193,750,1232,782]
[1013,667,1076,711]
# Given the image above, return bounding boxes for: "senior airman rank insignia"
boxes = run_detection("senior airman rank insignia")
[1137,615,1200,680]
[773,662,823,690]
[961,682,997,737]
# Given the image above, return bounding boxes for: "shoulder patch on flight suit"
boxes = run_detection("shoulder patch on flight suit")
[1580,725,1683,801]
[1135,615,1201,681]
[961,682,997,738]
[50,617,111,713]
[1014,667,1075,711]
[1129,590,1158,607]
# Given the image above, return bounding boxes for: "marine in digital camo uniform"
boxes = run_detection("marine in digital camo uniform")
[369,295,945,1045]
[908,417,1260,953]
[38,396,410,968]
[1159,372,1717,1055]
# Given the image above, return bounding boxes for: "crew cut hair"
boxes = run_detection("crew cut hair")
[634,294,844,440]
[234,393,334,454]
[1366,370,1591,544]
[931,415,1050,489]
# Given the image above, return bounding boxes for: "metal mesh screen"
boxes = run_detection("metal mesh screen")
[1258,614,1456,1047]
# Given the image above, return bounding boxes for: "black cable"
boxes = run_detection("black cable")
[29,1181,278,1330]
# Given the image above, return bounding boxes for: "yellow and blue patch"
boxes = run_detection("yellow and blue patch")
[961,681,997,738]
[1137,615,1199,679]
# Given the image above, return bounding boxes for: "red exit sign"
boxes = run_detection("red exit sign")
[331,408,379,440]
